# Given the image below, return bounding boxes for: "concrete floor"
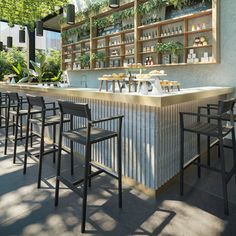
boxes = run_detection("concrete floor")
[0,130,236,236]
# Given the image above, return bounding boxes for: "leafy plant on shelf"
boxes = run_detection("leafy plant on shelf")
[93,7,134,30]
[138,0,188,16]
[155,41,183,55]
[78,54,90,68]
[93,52,105,62]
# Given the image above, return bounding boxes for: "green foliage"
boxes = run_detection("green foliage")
[0,48,26,82]
[93,8,134,29]
[156,41,183,55]
[0,0,69,29]
[78,54,90,68]
[30,54,46,83]
[92,52,105,62]
[0,48,62,83]
[61,22,90,40]
[138,0,188,15]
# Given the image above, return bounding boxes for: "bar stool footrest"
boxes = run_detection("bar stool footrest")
[90,161,119,179]
[72,170,103,186]
[58,175,83,197]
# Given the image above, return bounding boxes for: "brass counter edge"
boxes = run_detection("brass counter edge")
[0,83,233,108]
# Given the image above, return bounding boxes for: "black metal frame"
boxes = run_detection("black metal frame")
[23,95,71,188]
[179,98,236,215]
[54,100,124,233]
[4,92,34,163]
[0,92,8,129]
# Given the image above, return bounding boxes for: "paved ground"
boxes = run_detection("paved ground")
[0,130,236,236]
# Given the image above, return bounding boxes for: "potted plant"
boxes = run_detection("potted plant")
[169,41,183,63]
[93,52,105,68]
[156,41,183,64]
[155,42,172,64]
[78,54,90,69]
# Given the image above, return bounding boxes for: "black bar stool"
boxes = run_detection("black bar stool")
[4,92,35,163]
[55,100,123,233]
[180,98,236,215]
[199,102,236,166]
[23,95,71,188]
[0,92,8,128]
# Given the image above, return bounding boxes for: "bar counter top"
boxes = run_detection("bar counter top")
[0,83,233,108]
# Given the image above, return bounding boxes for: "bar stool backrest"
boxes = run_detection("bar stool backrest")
[58,100,91,120]
[218,98,235,115]
[26,94,46,109]
[0,92,7,103]
[7,92,20,104]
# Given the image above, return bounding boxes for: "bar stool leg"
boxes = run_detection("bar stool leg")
[207,137,211,166]
[197,134,201,178]
[30,115,33,147]
[37,125,45,188]
[70,140,74,175]
[0,106,2,127]
[55,121,63,207]
[231,129,236,183]
[23,114,30,174]
[81,142,91,233]
[180,126,184,196]
[20,115,23,138]
[4,107,10,155]
[219,137,229,215]
[117,135,122,208]
[13,114,19,164]
[88,144,91,187]
[53,124,56,163]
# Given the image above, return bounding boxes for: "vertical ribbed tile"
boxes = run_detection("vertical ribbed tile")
[6,90,220,190]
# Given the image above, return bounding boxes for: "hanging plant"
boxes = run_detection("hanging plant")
[0,0,69,28]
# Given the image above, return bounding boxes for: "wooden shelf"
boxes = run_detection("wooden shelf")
[124,54,135,57]
[186,28,212,35]
[139,38,158,42]
[185,44,212,49]
[93,28,134,40]
[107,55,122,58]
[139,51,156,54]
[61,0,218,71]
[62,39,90,48]
[66,62,217,72]
[93,42,134,51]
[137,9,212,30]
[139,33,184,42]
[159,33,184,39]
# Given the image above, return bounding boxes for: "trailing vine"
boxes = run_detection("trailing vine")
[0,0,68,30]
[93,8,134,30]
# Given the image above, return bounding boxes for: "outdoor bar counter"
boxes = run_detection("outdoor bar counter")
[0,83,233,194]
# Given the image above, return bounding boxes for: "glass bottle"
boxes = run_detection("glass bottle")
[179,26,183,34]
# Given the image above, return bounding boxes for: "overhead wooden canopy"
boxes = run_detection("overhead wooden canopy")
[0,0,68,30]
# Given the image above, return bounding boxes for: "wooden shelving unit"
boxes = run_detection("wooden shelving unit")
[61,0,219,71]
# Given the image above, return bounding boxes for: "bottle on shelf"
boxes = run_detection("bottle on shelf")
[164,30,167,36]
[175,26,179,34]
[172,27,175,35]
[179,26,183,34]
[168,28,171,36]
[161,30,164,37]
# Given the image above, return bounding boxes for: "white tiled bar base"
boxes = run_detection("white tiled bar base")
[0,85,231,190]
